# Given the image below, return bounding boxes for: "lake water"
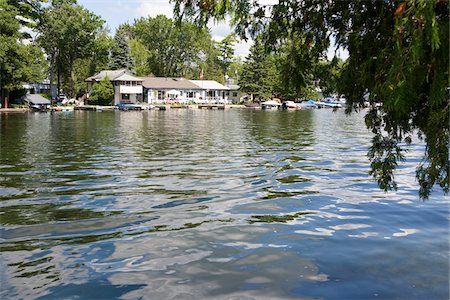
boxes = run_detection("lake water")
[0,109,448,299]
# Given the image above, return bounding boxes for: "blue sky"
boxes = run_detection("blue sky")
[78,0,175,32]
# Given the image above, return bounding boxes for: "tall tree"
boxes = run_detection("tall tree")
[37,0,106,97]
[109,30,132,70]
[131,15,214,77]
[0,0,44,107]
[173,0,449,198]
[129,38,150,76]
[275,32,320,99]
[238,38,278,100]
[216,33,237,81]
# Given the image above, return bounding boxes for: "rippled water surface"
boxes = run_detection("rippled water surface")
[0,110,448,299]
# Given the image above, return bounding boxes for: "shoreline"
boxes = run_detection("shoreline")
[0,108,29,113]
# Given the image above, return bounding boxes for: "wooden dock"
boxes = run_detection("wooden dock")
[198,104,226,110]
[75,105,116,111]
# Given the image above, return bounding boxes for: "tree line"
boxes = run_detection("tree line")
[0,0,238,101]
[0,0,342,105]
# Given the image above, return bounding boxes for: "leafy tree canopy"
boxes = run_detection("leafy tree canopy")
[173,0,449,198]
[216,33,237,79]
[238,37,278,99]
[37,0,107,97]
[126,15,217,78]
[0,0,46,105]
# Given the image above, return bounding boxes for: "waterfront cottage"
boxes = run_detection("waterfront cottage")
[190,80,230,104]
[86,70,143,105]
[142,77,203,104]
[226,84,244,104]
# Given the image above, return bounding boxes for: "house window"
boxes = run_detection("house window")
[233,92,238,97]
[207,91,214,97]
[186,92,194,98]
[158,91,164,100]
[122,93,130,100]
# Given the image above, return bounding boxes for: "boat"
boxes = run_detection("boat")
[317,99,342,108]
[297,100,318,109]
[116,103,144,111]
[261,100,281,110]
[285,101,298,109]
[244,102,261,109]
[51,106,74,112]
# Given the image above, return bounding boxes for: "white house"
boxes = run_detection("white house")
[189,80,230,103]
[142,77,203,104]
[86,69,143,105]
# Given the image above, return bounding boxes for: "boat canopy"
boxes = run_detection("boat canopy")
[23,94,51,105]
[262,100,281,106]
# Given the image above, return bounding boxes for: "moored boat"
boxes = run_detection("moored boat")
[317,99,342,108]
[261,100,281,110]
[285,101,297,109]
[297,100,318,109]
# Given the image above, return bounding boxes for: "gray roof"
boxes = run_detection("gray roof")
[23,94,50,105]
[86,69,142,82]
[142,77,201,89]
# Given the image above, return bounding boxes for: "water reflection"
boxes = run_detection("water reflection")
[0,110,448,299]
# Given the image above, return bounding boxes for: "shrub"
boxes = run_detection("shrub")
[89,76,114,106]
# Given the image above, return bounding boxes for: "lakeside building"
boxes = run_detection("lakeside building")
[23,80,58,98]
[142,77,203,103]
[86,69,143,105]
[86,70,230,104]
[226,84,244,104]
[189,80,230,103]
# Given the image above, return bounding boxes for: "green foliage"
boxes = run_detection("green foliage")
[130,15,216,78]
[72,32,112,93]
[314,57,344,97]
[39,93,51,100]
[129,39,149,76]
[109,30,132,70]
[173,0,449,198]
[238,38,278,99]
[0,0,46,105]
[37,1,107,97]
[216,33,237,78]
[89,76,114,106]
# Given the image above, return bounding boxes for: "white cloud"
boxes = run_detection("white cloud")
[136,0,174,18]
[234,39,252,59]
